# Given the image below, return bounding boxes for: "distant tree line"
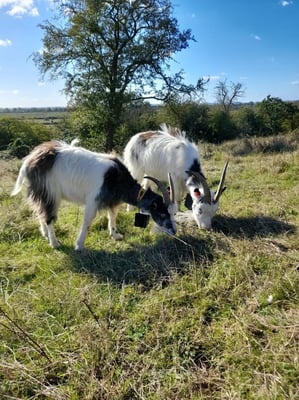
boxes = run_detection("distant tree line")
[1,95,298,158]
[68,94,299,151]
[0,107,68,113]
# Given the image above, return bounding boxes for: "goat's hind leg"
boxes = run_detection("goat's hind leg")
[75,201,98,251]
[34,198,60,248]
[38,215,60,248]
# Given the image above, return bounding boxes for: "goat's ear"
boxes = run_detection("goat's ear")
[184,193,193,210]
[137,188,147,201]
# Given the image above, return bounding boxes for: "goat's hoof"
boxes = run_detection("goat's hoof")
[111,233,123,241]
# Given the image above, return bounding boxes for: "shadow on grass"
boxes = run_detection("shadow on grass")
[65,234,213,287]
[213,214,296,238]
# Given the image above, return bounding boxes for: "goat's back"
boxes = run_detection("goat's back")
[23,141,118,205]
[123,127,200,183]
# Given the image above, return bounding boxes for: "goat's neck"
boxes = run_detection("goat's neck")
[123,183,143,207]
[124,184,157,210]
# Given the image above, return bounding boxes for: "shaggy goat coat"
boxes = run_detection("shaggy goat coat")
[11,141,176,250]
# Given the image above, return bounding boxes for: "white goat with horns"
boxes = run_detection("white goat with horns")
[11,140,177,250]
[123,124,228,230]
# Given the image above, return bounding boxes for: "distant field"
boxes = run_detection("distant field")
[0,108,69,126]
[0,133,298,399]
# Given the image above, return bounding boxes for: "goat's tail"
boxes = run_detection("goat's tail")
[11,160,28,196]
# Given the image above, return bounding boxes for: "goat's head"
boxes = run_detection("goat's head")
[141,173,177,235]
[185,162,228,229]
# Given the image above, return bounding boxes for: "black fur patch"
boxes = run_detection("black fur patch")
[26,141,59,223]
[184,193,193,210]
[97,157,139,208]
[188,158,203,175]
[97,157,175,234]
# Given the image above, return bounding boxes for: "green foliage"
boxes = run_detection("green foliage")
[207,108,237,143]
[162,101,211,142]
[1,134,298,399]
[257,95,299,135]
[7,137,30,158]
[232,106,265,137]
[0,117,56,157]
[33,0,201,150]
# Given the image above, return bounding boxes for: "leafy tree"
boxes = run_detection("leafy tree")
[162,101,210,141]
[215,79,245,113]
[233,106,265,137]
[257,95,293,135]
[208,109,237,143]
[33,0,203,151]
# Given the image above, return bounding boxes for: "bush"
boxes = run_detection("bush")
[0,117,55,157]
[207,109,238,143]
[8,138,30,158]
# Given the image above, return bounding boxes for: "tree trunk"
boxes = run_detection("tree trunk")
[105,121,115,152]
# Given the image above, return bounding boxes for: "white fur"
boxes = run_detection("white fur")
[124,124,200,204]
[124,124,221,229]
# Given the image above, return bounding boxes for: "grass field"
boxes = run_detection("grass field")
[0,109,68,127]
[0,134,298,399]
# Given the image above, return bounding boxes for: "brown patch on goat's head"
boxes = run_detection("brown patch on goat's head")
[139,131,157,141]
[27,141,59,172]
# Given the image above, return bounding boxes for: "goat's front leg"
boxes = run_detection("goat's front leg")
[75,201,98,251]
[47,220,60,248]
[39,217,49,240]
[107,206,123,240]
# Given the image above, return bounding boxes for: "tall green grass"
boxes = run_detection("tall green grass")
[0,134,298,399]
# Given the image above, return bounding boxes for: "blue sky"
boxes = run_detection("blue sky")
[0,0,298,108]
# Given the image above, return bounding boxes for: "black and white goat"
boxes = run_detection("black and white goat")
[123,124,228,230]
[11,140,177,250]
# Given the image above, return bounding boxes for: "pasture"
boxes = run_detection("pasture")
[0,134,298,399]
[0,108,67,127]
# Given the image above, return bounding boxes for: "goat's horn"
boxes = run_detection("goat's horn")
[186,170,211,204]
[168,173,175,204]
[213,161,229,203]
[144,176,171,205]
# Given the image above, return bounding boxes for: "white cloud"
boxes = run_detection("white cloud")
[0,38,12,47]
[251,34,261,41]
[280,1,293,6]
[0,89,20,95]
[291,80,299,85]
[203,75,221,81]
[0,0,39,17]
